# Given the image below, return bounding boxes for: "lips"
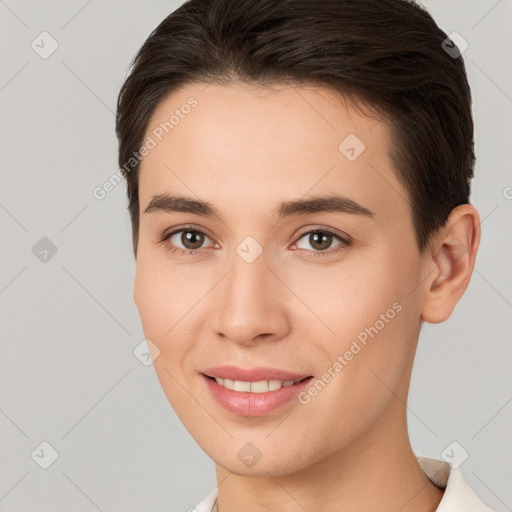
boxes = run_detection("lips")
[200,365,314,416]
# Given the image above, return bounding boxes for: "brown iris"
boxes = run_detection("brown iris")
[308,231,334,251]
[181,230,205,249]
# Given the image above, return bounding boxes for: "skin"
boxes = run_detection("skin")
[133,82,480,512]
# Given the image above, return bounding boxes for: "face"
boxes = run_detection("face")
[134,82,427,476]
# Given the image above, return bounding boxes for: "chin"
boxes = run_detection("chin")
[207,441,314,478]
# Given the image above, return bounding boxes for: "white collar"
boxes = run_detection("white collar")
[417,455,494,511]
[194,454,495,511]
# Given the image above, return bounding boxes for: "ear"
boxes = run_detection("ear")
[421,204,481,324]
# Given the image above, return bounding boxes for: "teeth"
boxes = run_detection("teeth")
[233,380,251,392]
[269,379,282,391]
[250,380,269,393]
[214,377,300,392]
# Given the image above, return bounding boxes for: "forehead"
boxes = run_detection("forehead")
[138,82,410,226]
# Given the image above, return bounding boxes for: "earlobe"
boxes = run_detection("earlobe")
[421,204,481,324]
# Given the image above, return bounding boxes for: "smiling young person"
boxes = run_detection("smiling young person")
[115,1,494,511]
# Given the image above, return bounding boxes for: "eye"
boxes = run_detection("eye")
[160,226,217,255]
[169,229,207,250]
[291,228,350,256]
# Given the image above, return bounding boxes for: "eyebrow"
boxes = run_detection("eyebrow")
[144,193,375,219]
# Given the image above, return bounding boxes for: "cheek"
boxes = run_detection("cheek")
[134,251,200,338]
[285,250,417,399]
[133,262,181,382]
[283,249,406,336]
[133,258,197,417]
[133,252,211,385]
[133,260,166,337]
[293,304,414,455]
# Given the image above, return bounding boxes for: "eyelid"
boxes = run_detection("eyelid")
[160,224,214,243]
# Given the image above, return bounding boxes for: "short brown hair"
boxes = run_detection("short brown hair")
[116,0,475,256]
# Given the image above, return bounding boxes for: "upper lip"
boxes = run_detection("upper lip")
[202,365,312,382]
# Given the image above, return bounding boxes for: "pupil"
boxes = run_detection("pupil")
[182,230,204,249]
[311,232,331,251]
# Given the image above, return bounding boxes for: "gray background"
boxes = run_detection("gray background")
[0,0,511,511]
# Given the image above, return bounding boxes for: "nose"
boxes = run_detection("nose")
[209,250,291,347]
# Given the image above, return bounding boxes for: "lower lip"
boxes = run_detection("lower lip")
[202,374,313,417]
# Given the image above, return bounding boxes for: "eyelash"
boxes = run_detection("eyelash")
[158,225,352,258]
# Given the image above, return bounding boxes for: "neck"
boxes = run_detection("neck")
[213,392,444,512]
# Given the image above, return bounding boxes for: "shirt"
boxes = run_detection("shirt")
[193,454,496,511]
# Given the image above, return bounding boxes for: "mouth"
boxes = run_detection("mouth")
[201,372,314,417]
